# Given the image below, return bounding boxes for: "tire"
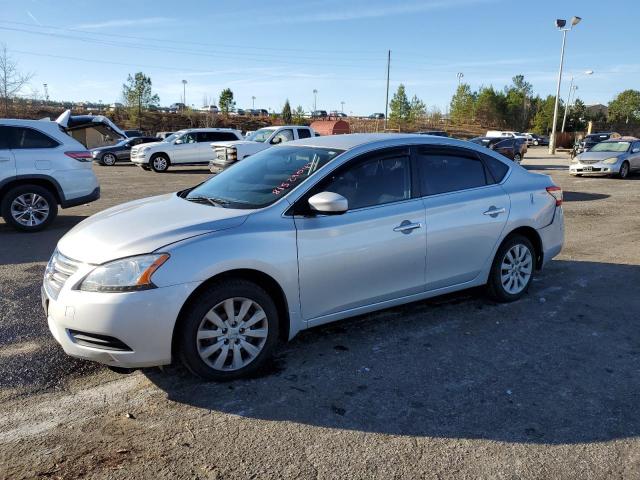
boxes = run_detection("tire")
[533,140,539,146]
[486,234,535,302]
[1,184,58,232]
[150,154,170,172]
[177,279,280,381]
[101,153,117,166]
[619,161,630,179]
[513,153,522,164]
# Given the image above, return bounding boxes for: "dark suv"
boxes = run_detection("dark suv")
[470,137,526,163]
[582,132,619,151]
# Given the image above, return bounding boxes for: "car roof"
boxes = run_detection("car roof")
[283,133,477,151]
[602,136,638,142]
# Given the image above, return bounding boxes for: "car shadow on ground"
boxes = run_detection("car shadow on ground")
[564,191,610,202]
[146,259,640,445]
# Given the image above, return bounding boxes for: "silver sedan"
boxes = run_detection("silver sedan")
[570,138,640,179]
[43,134,564,380]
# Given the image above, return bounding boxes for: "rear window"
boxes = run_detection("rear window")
[479,153,510,183]
[415,147,489,195]
[8,127,59,149]
[297,128,311,139]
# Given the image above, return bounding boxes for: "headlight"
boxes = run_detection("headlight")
[571,157,579,164]
[92,150,99,157]
[79,254,170,292]
[141,146,152,154]
[603,157,620,164]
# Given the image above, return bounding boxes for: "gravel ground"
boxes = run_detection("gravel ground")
[1,150,639,479]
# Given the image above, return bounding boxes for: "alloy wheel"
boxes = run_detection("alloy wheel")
[196,297,268,371]
[10,193,50,227]
[620,162,629,178]
[103,153,116,166]
[500,244,533,295]
[153,157,167,171]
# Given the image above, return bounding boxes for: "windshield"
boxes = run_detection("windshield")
[185,146,343,208]
[162,132,184,143]
[245,128,276,143]
[590,141,630,153]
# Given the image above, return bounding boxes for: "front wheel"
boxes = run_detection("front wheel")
[619,161,630,179]
[177,280,280,381]
[486,235,535,302]
[1,184,58,232]
[150,154,170,172]
[101,153,117,166]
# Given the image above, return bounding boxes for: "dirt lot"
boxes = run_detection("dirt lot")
[1,149,639,479]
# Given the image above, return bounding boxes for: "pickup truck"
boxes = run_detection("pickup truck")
[130,128,243,172]
[209,125,317,173]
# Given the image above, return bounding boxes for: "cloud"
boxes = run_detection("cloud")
[77,17,170,30]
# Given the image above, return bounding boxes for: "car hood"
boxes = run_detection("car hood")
[133,141,165,150]
[577,151,624,161]
[57,193,251,264]
[211,140,261,148]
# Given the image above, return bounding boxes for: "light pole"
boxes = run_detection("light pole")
[252,96,256,109]
[340,101,345,113]
[457,72,464,85]
[561,70,592,132]
[181,79,187,106]
[313,89,318,112]
[549,16,582,154]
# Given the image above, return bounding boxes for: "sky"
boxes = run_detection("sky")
[1,0,638,115]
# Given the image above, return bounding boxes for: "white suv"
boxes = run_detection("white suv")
[0,117,101,232]
[130,128,243,172]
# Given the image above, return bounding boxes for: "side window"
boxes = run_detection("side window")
[271,129,294,144]
[416,147,489,195]
[479,153,510,183]
[320,150,411,210]
[196,132,212,142]
[297,128,311,139]
[0,126,10,149]
[209,132,241,142]
[181,133,197,144]
[9,127,59,149]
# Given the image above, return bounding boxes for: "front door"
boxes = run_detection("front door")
[413,145,510,290]
[0,126,17,180]
[294,147,426,321]
[172,132,200,164]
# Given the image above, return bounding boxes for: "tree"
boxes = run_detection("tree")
[293,105,306,125]
[475,86,506,126]
[408,95,427,124]
[449,83,475,124]
[282,99,292,123]
[566,98,587,131]
[531,95,559,135]
[389,84,411,128]
[121,72,159,129]
[504,75,533,131]
[608,89,640,124]
[219,88,235,115]
[0,44,33,115]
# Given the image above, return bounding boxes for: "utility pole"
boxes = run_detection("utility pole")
[341,101,345,113]
[43,83,49,102]
[252,96,256,109]
[182,79,187,106]
[384,49,391,130]
[313,89,318,112]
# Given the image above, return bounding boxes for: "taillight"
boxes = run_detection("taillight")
[546,186,563,206]
[65,151,92,162]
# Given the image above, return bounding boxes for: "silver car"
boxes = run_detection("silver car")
[42,134,564,380]
[570,138,640,179]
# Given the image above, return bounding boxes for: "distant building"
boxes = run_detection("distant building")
[586,104,608,117]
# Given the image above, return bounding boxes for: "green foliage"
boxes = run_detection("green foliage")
[282,99,292,124]
[389,84,411,127]
[531,95,558,135]
[219,88,235,115]
[474,86,506,127]
[121,72,159,127]
[408,95,427,123]
[503,75,533,131]
[608,89,640,124]
[293,105,306,125]
[566,98,587,131]
[449,83,475,124]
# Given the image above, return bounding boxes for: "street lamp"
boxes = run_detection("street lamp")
[313,89,318,112]
[549,16,582,154]
[252,96,256,109]
[561,70,593,132]
[457,72,464,85]
[340,101,345,113]
[181,80,187,106]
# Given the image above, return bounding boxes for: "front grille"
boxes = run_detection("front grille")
[44,251,81,300]
[580,159,600,165]
[68,329,132,351]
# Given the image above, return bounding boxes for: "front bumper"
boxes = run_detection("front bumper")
[569,162,619,175]
[43,277,199,368]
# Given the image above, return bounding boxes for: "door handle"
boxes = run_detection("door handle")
[393,221,422,233]
[483,207,506,217]
[0,157,10,162]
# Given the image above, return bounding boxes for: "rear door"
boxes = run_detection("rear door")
[0,126,17,181]
[414,145,510,291]
[630,141,640,170]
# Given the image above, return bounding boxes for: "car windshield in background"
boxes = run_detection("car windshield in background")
[162,132,182,143]
[185,146,343,208]
[245,128,275,143]
[590,141,630,153]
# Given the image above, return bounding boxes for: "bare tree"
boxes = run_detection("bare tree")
[0,44,34,116]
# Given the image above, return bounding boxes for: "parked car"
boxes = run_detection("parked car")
[415,131,449,137]
[330,111,348,118]
[236,109,246,116]
[43,133,564,380]
[311,110,328,118]
[130,128,244,172]
[200,105,219,113]
[570,137,640,179]
[529,134,549,146]
[369,113,385,119]
[91,137,158,166]
[0,111,113,231]
[156,131,174,140]
[123,129,144,138]
[209,126,316,173]
[581,132,620,151]
[470,137,526,163]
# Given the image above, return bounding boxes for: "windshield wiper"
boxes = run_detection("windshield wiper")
[186,196,229,207]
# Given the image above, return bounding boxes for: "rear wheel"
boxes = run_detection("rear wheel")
[619,161,630,179]
[513,153,522,164]
[486,234,535,302]
[150,154,170,172]
[177,280,280,381]
[101,153,117,166]
[1,184,58,232]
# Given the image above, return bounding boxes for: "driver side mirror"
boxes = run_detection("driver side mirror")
[633,147,640,153]
[308,192,348,215]
[271,137,282,145]
[175,139,183,145]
